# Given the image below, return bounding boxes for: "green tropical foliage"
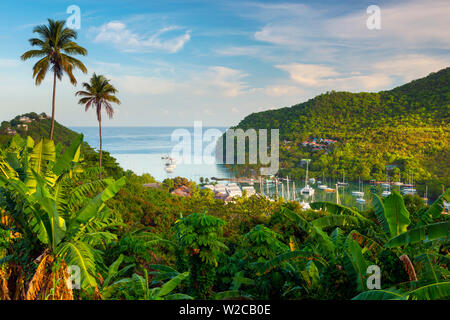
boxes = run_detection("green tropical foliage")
[226,68,450,199]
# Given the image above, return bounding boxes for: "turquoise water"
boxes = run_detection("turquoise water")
[70,126,412,209]
[70,126,231,182]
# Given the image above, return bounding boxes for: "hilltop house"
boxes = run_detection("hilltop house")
[17,124,28,131]
[39,113,48,120]
[19,116,32,123]
[302,138,337,152]
[6,127,17,135]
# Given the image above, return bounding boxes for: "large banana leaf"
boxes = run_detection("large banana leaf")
[261,250,327,274]
[310,201,373,225]
[330,227,346,248]
[311,215,362,229]
[0,151,19,180]
[383,190,411,238]
[344,238,368,292]
[372,194,390,235]
[57,240,98,289]
[157,271,189,297]
[280,206,311,231]
[348,230,383,259]
[32,170,66,250]
[414,253,448,282]
[66,177,126,237]
[385,220,449,248]
[26,138,57,190]
[52,134,83,175]
[420,190,450,223]
[352,289,405,300]
[281,207,336,255]
[403,281,450,300]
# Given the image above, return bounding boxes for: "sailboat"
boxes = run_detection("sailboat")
[337,171,348,187]
[164,157,177,173]
[402,173,416,195]
[382,174,391,197]
[318,172,328,190]
[352,176,364,197]
[292,181,296,201]
[300,160,315,196]
[422,186,428,203]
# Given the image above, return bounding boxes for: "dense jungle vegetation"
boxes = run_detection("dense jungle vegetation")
[0,133,448,300]
[227,68,450,199]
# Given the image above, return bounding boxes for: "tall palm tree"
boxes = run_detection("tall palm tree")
[21,19,88,140]
[76,73,121,177]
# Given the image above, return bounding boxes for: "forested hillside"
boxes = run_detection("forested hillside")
[230,67,450,197]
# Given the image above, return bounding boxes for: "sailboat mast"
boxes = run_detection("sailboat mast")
[336,183,340,205]
[293,181,296,201]
[275,179,279,198]
[287,176,290,201]
[305,162,309,186]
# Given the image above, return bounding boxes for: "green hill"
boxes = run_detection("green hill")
[0,112,124,178]
[0,112,82,148]
[228,67,450,197]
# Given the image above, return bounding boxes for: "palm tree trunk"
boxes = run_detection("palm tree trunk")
[98,110,102,179]
[49,70,57,141]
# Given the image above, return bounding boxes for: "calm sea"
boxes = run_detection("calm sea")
[70,126,231,182]
[70,126,395,209]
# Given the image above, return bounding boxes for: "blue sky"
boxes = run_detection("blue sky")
[0,0,449,126]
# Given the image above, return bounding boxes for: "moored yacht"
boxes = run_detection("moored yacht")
[300,159,315,196]
[352,176,364,197]
[337,171,348,187]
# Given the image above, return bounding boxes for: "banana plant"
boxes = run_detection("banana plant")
[103,268,192,300]
[0,136,126,299]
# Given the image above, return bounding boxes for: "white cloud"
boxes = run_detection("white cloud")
[327,0,450,48]
[113,75,179,95]
[93,21,191,53]
[192,66,250,97]
[372,54,450,82]
[276,64,339,87]
[274,62,392,92]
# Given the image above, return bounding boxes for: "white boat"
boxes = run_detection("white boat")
[337,171,348,186]
[317,172,327,190]
[402,188,416,195]
[381,183,390,188]
[301,185,315,195]
[301,159,315,196]
[381,190,391,197]
[356,197,366,204]
[165,165,175,173]
[352,191,364,197]
[352,176,364,197]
